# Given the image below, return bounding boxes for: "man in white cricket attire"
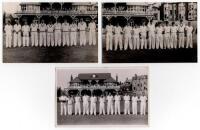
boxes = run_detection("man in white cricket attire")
[123,23,133,50]
[114,23,123,51]
[147,20,155,49]
[170,22,178,49]
[22,21,30,47]
[78,18,87,46]
[178,21,185,48]
[106,93,114,115]
[156,23,163,49]
[82,94,90,115]
[140,22,147,49]
[59,94,68,116]
[47,21,54,47]
[88,19,96,46]
[39,20,47,47]
[90,94,97,115]
[114,92,121,115]
[185,22,193,48]
[62,19,70,46]
[105,22,113,51]
[70,21,78,46]
[74,94,81,115]
[54,20,62,46]
[163,21,171,49]
[140,92,147,115]
[13,19,21,47]
[99,95,106,115]
[4,21,13,48]
[133,25,140,50]
[30,19,38,47]
[123,93,130,115]
[67,95,74,115]
[132,93,138,115]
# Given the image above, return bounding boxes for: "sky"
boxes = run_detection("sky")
[3,2,20,14]
[56,67,148,88]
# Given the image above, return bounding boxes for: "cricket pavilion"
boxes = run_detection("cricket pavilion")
[65,73,120,96]
[14,2,98,25]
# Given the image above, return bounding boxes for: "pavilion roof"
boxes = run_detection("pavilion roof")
[78,73,111,80]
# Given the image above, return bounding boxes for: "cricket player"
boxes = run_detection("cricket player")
[4,21,13,48]
[170,22,178,49]
[67,95,74,115]
[13,19,21,47]
[105,22,113,51]
[123,23,133,50]
[133,25,140,50]
[70,21,78,46]
[123,93,130,115]
[185,22,193,48]
[147,20,155,49]
[140,22,147,49]
[62,19,70,46]
[75,94,81,115]
[22,21,30,47]
[132,93,138,115]
[178,21,185,48]
[99,95,106,115]
[83,94,90,115]
[140,92,147,115]
[90,94,97,115]
[59,94,68,116]
[78,18,87,46]
[54,20,62,46]
[155,23,163,49]
[88,19,96,45]
[47,21,54,47]
[39,20,47,47]
[106,93,114,115]
[114,23,123,50]
[114,92,121,115]
[30,19,38,47]
[163,21,171,49]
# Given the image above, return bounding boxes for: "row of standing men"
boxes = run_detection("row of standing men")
[4,18,97,48]
[59,92,147,116]
[105,21,194,51]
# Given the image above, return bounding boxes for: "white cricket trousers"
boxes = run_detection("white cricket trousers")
[80,31,86,46]
[132,102,137,115]
[186,34,193,48]
[5,33,12,48]
[149,33,155,49]
[55,30,61,46]
[106,33,113,51]
[90,103,96,115]
[62,32,69,46]
[107,102,113,115]
[70,32,77,46]
[171,33,177,49]
[140,102,146,115]
[164,33,170,49]
[156,34,163,49]
[23,33,29,47]
[60,102,67,116]
[99,103,105,115]
[83,102,89,115]
[114,101,121,115]
[179,33,185,48]
[68,104,73,115]
[75,102,81,115]
[133,36,140,50]
[89,30,96,45]
[13,32,21,47]
[114,34,122,50]
[47,32,54,47]
[31,32,38,47]
[124,34,132,50]
[124,101,130,115]
[39,32,46,47]
[141,34,147,49]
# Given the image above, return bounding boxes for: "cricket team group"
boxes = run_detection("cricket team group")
[4,18,97,48]
[59,92,147,116]
[105,20,195,51]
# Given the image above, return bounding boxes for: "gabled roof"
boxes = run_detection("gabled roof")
[104,77,117,83]
[70,77,81,83]
[78,73,111,80]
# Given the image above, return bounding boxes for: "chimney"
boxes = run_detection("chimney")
[116,74,118,82]
[70,74,73,81]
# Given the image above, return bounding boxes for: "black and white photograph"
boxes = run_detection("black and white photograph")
[56,67,148,126]
[3,2,98,63]
[102,2,197,63]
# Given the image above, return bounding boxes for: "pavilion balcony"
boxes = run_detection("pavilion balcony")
[68,85,120,90]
